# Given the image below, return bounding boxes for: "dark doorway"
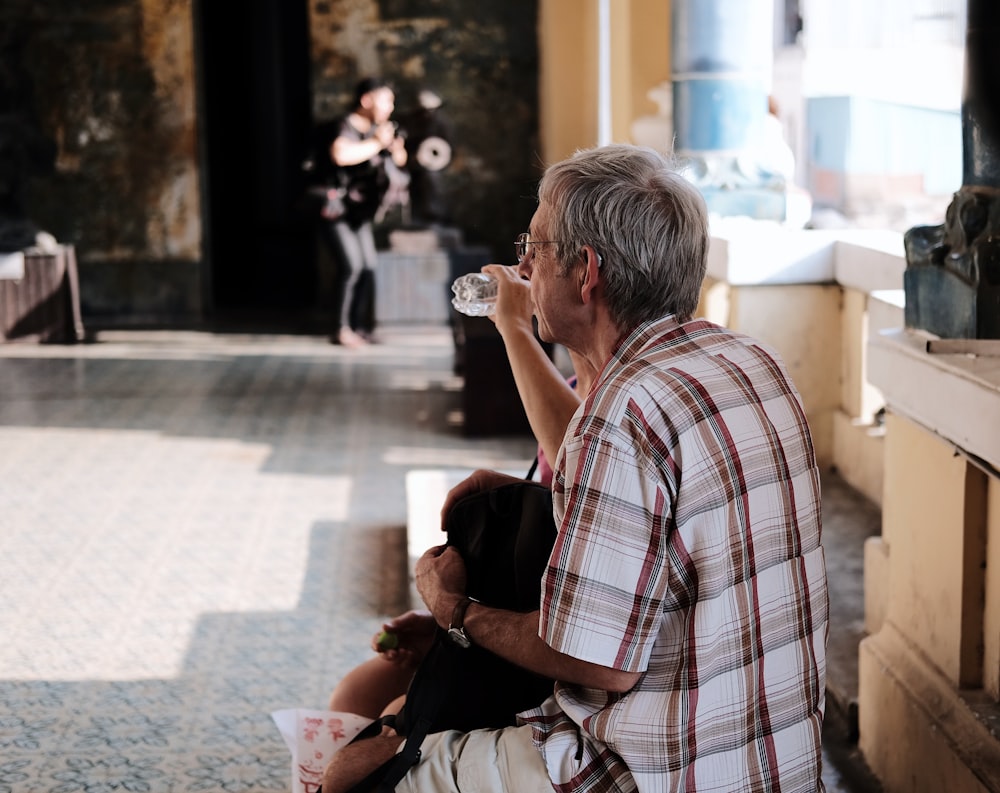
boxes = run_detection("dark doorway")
[195,0,318,329]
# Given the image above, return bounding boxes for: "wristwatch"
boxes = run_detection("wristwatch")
[446,596,479,648]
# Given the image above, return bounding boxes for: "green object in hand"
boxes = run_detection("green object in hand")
[376,630,399,650]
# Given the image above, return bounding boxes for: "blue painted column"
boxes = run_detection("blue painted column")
[671,0,795,221]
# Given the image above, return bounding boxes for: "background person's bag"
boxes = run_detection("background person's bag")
[320,187,347,220]
[298,120,348,222]
[342,479,557,793]
[299,185,346,221]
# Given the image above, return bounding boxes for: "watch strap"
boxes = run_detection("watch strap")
[449,596,478,633]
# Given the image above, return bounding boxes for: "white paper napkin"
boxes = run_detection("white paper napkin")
[272,708,374,793]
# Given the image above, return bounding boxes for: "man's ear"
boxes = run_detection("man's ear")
[579,245,602,304]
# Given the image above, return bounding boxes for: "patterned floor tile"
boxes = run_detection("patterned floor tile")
[0,327,535,791]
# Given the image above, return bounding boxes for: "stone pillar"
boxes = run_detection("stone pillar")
[903,0,1000,339]
[671,0,803,222]
[859,330,1000,793]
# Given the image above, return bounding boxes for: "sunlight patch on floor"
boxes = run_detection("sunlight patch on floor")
[0,426,352,681]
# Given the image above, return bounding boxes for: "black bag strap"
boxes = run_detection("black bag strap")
[525,455,539,481]
[340,638,458,793]
[372,712,431,792]
[333,719,423,793]
[341,731,423,793]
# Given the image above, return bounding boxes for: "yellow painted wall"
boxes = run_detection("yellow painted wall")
[834,287,885,504]
[539,0,670,165]
[539,0,599,165]
[882,413,987,687]
[840,289,868,419]
[985,475,1000,699]
[861,413,999,793]
[859,620,1000,793]
[621,0,671,142]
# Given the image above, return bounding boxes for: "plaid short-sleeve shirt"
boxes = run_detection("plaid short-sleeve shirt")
[519,317,828,793]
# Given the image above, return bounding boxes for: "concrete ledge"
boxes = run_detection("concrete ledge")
[708,221,840,284]
[405,469,468,562]
[832,410,885,507]
[708,220,905,289]
[862,537,889,637]
[860,623,1000,793]
[704,224,905,489]
[869,328,1000,472]
[869,290,905,331]
[833,234,906,293]
[405,468,528,563]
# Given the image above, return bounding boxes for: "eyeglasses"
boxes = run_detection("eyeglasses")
[515,233,561,264]
[514,233,604,268]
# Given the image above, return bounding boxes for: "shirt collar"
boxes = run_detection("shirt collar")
[608,314,681,368]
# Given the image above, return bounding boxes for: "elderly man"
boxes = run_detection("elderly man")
[325,144,828,793]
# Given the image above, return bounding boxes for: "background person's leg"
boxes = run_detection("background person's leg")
[327,221,367,346]
[350,269,375,339]
[351,222,379,339]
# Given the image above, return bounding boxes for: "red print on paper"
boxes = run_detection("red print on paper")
[327,718,346,741]
[302,716,324,743]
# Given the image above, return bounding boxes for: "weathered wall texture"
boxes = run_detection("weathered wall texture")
[308,0,541,260]
[2,0,538,324]
[1,0,201,320]
[2,1,199,259]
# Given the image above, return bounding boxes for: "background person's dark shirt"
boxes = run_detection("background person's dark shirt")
[316,116,389,228]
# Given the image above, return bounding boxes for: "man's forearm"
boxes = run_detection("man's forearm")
[414,544,640,693]
[500,326,581,467]
[457,601,639,694]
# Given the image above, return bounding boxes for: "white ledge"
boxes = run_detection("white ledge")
[834,234,906,293]
[868,328,1000,472]
[708,218,905,291]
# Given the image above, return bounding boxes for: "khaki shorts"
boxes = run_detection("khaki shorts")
[395,724,553,793]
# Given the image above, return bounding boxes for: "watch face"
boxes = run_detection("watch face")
[447,627,471,649]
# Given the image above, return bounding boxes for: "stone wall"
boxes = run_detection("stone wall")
[1,0,538,326]
[1,0,201,322]
[308,0,541,261]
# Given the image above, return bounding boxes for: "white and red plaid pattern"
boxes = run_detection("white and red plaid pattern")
[521,317,828,793]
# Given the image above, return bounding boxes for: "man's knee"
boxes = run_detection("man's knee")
[322,734,405,793]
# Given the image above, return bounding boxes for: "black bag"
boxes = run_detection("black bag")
[296,185,347,221]
[318,186,347,221]
[297,120,348,221]
[343,480,557,792]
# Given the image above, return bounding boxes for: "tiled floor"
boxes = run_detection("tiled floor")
[0,324,882,791]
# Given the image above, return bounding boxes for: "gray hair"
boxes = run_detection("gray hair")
[538,144,709,327]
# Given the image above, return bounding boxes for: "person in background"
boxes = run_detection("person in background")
[324,143,828,793]
[316,77,407,348]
